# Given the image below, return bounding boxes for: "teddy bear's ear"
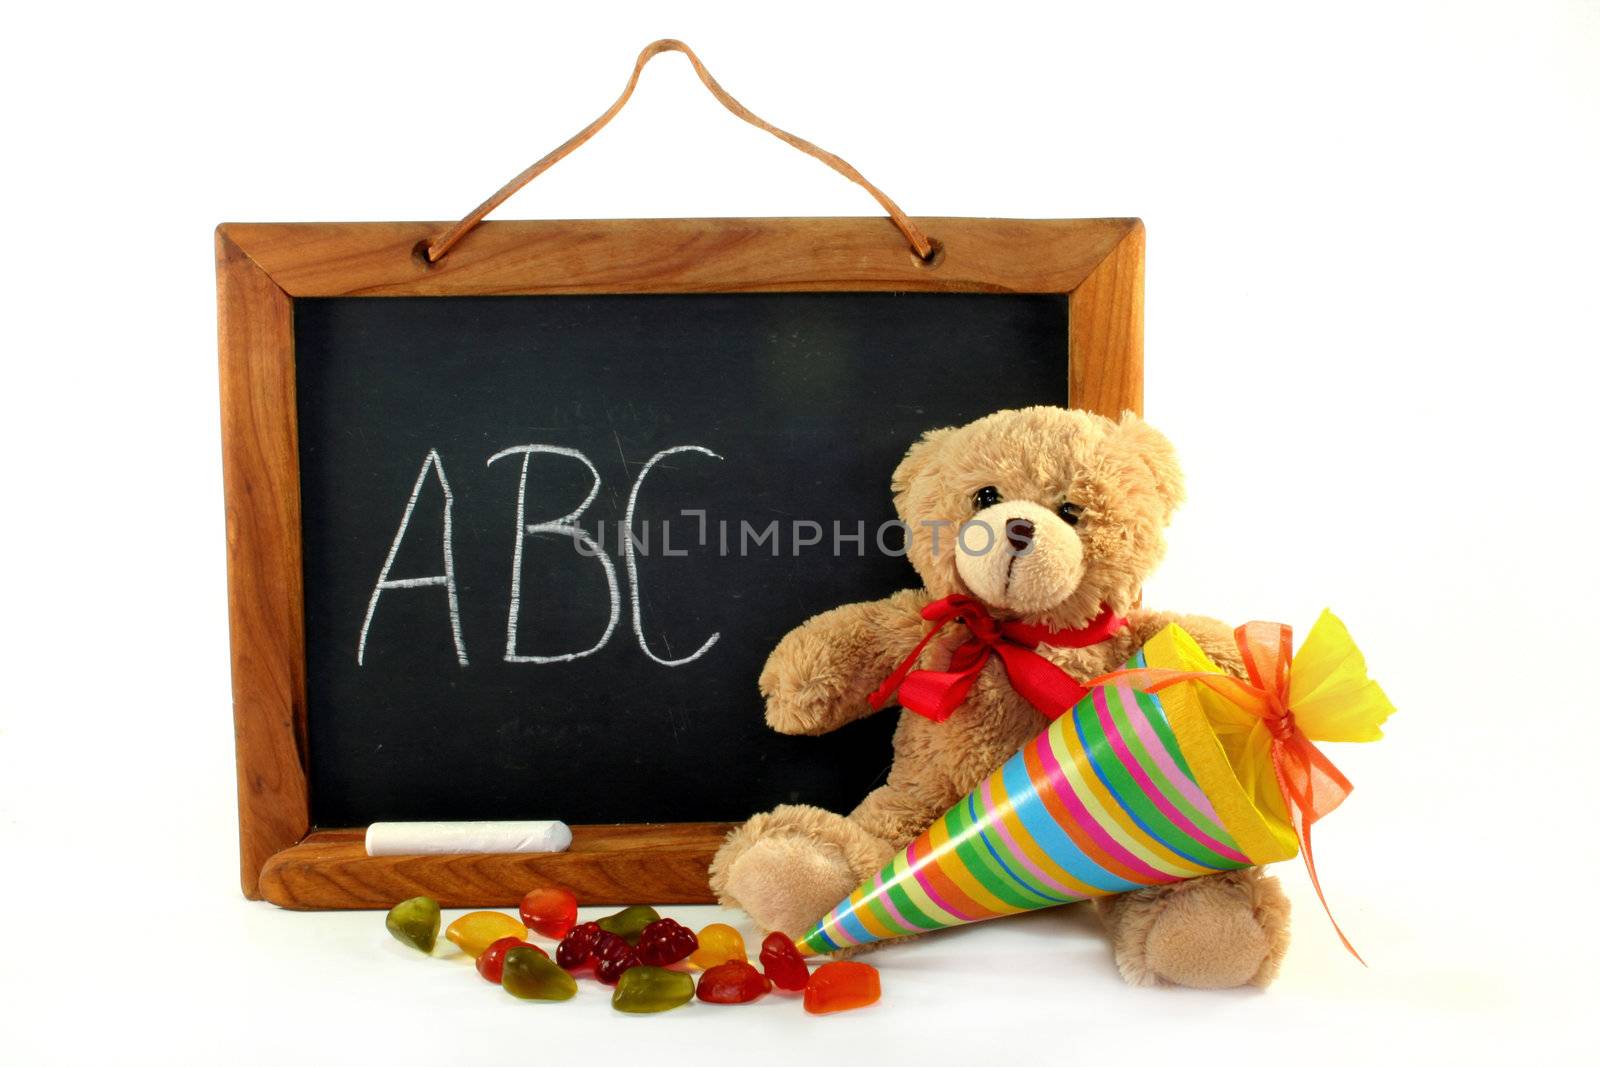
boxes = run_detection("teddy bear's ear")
[1107,411,1185,521]
[891,426,956,496]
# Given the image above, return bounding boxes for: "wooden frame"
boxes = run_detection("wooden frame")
[217,216,1144,909]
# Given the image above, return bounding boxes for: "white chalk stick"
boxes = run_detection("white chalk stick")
[364,820,573,856]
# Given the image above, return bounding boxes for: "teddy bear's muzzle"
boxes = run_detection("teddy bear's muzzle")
[955,500,1084,614]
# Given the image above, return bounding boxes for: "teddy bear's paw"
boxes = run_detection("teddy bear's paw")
[762,683,848,737]
[719,835,859,939]
[1098,867,1291,989]
[710,805,894,938]
[757,626,858,736]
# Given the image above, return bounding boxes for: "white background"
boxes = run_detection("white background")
[2,1,1596,1063]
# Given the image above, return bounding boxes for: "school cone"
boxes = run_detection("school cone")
[799,612,1392,957]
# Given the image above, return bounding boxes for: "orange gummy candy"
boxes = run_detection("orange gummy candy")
[688,923,746,968]
[803,960,880,1014]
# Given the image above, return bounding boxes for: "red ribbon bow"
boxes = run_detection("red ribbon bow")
[869,595,1127,724]
[1086,621,1364,962]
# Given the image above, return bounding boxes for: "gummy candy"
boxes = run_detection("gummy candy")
[696,959,771,1004]
[555,921,603,970]
[758,931,811,991]
[445,911,529,958]
[596,905,660,944]
[476,936,545,983]
[636,918,698,967]
[612,966,695,1013]
[385,896,441,954]
[501,945,578,1001]
[593,930,643,984]
[518,887,578,940]
[689,923,746,969]
[803,960,880,1014]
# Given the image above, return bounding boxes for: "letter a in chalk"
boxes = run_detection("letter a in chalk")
[357,449,469,666]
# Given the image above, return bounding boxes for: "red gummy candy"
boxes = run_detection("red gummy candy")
[803,960,880,1014]
[758,931,811,991]
[476,937,545,984]
[593,931,642,984]
[636,918,699,967]
[519,887,579,939]
[555,921,603,970]
[696,960,772,1004]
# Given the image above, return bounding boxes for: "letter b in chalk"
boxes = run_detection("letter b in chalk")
[487,445,622,665]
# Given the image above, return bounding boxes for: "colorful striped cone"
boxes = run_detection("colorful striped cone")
[800,623,1309,954]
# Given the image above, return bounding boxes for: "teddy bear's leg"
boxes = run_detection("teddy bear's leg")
[710,804,895,939]
[1094,867,1291,989]
[846,781,945,850]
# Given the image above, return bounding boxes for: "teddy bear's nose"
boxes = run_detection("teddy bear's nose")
[1006,518,1035,552]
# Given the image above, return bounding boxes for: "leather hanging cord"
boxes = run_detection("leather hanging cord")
[425,39,934,263]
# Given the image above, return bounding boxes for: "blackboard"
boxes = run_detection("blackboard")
[294,292,1069,827]
[218,216,1143,907]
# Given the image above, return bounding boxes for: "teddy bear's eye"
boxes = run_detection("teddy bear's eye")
[1058,502,1083,526]
[973,485,1002,510]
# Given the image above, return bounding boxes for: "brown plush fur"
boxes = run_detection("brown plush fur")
[711,407,1292,989]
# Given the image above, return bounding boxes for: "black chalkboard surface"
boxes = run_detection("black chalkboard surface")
[295,292,1068,828]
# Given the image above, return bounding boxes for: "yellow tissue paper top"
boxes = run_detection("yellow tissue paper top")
[1142,611,1393,866]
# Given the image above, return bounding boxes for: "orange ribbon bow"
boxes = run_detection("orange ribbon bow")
[1088,619,1378,962]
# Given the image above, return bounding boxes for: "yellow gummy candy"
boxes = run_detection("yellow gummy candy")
[445,911,528,958]
[688,923,746,969]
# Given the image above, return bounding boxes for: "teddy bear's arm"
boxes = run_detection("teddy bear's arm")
[758,588,932,736]
[1123,609,1248,678]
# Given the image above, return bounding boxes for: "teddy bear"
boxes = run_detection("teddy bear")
[709,405,1291,989]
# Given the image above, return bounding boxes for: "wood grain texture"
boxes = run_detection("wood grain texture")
[217,215,1144,908]
[219,217,1137,299]
[216,228,309,898]
[1068,220,1144,418]
[259,825,736,909]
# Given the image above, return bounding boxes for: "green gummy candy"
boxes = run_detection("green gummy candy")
[596,905,660,944]
[612,966,695,1013]
[501,946,578,1001]
[385,896,441,953]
